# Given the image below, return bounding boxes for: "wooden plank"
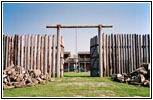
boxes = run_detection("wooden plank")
[126,34,129,73]
[110,34,113,75]
[60,36,64,77]
[128,34,131,73]
[138,35,141,68]
[103,34,107,76]
[121,34,123,74]
[52,34,56,77]
[116,34,118,74]
[102,33,105,76]
[41,35,44,74]
[24,35,27,70]
[8,36,11,66]
[148,34,150,63]
[123,34,126,73]
[17,35,20,66]
[11,35,14,65]
[20,35,24,67]
[107,35,110,76]
[131,34,133,72]
[37,34,41,70]
[133,34,136,70]
[141,35,143,64]
[121,34,124,73]
[15,35,18,66]
[112,34,115,74]
[118,34,121,74]
[142,35,145,63]
[33,35,37,70]
[3,35,6,69]
[144,35,147,63]
[120,34,122,73]
[90,36,99,77]
[30,35,34,70]
[27,35,31,70]
[146,34,148,63]
[48,35,52,77]
[44,35,48,74]
[136,35,139,69]
[114,34,117,74]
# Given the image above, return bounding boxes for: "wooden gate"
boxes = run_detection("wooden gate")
[90,33,150,77]
[90,36,99,77]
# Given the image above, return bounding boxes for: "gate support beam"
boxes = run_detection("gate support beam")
[46,24,112,77]
[57,24,61,77]
[98,24,103,77]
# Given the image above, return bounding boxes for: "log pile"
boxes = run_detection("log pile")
[3,65,55,90]
[111,63,150,87]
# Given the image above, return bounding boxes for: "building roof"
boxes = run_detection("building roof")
[64,52,71,55]
[78,51,90,55]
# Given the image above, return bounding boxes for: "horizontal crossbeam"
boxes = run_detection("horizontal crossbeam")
[46,24,113,28]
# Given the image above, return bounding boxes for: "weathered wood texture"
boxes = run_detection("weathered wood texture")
[90,33,150,77]
[3,34,64,77]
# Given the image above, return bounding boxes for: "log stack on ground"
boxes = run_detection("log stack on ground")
[111,63,150,87]
[3,65,55,90]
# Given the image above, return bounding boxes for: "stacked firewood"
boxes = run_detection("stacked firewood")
[3,65,55,90]
[111,63,150,87]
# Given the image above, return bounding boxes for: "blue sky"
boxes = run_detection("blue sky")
[3,3,151,54]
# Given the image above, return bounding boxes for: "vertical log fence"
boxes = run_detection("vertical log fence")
[3,34,64,77]
[90,33,150,77]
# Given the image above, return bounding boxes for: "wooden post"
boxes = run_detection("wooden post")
[52,34,56,77]
[17,35,20,66]
[138,35,142,67]
[37,34,41,70]
[10,36,13,65]
[44,35,48,74]
[138,35,141,68]
[24,35,27,70]
[57,25,61,77]
[98,25,103,77]
[84,55,86,72]
[136,34,139,68]
[123,34,125,73]
[41,35,44,74]
[30,35,34,70]
[103,34,107,76]
[121,34,124,73]
[116,34,118,74]
[8,36,11,66]
[131,34,134,72]
[126,34,129,73]
[3,35,6,69]
[112,34,115,74]
[110,34,113,75]
[33,35,37,70]
[27,35,31,70]
[60,36,64,77]
[148,34,150,63]
[107,34,110,76]
[5,35,9,68]
[133,34,136,70]
[21,35,24,67]
[114,34,117,74]
[118,34,121,74]
[128,35,131,73]
[48,35,52,77]
[146,34,148,63]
